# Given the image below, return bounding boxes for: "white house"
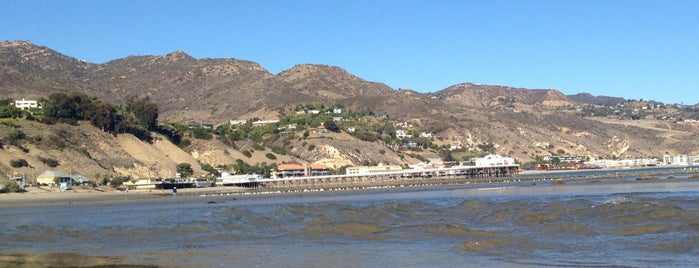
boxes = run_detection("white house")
[252,119,279,126]
[13,98,39,110]
[229,119,247,126]
[396,129,411,139]
[475,154,515,167]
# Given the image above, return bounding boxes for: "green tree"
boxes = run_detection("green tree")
[323,120,340,133]
[551,157,562,167]
[0,100,22,118]
[126,96,159,130]
[43,92,94,124]
[176,163,194,178]
[201,163,220,177]
[86,101,119,133]
[191,127,213,140]
[1,181,22,193]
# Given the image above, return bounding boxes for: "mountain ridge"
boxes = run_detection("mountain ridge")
[2,41,699,177]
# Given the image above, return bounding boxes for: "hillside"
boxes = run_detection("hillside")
[2,40,699,179]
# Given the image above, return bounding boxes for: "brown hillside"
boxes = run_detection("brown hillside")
[2,41,699,169]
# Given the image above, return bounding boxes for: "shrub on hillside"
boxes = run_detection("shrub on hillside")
[9,159,29,168]
[1,181,22,193]
[6,129,26,144]
[39,157,59,167]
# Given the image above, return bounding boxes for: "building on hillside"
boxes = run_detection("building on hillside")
[475,154,516,167]
[395,130,411,139]
[346,164,403,175]
[252,119,279,126]
[229,119,247,126]
[272,163,331,178]
[13,98,40,110]
[419,132,433,138]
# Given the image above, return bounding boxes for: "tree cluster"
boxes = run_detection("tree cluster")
[40,93,159,141]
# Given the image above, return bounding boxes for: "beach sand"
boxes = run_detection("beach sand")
[3,166,697,208]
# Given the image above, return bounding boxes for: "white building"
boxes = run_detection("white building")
[346,164,403,175]
[252,119,279,126]
[13,98,39,110]
[229,119,247,125]
[587,157,659,167]
[663,154,698,165]
[396,129,411,139]
[474,154,515,167]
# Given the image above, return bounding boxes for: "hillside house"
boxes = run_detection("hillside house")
[13,98,40,110]
[396,130,411,139]
[252,119,279,126]
[229,119,247,126]
[419,132,433,138]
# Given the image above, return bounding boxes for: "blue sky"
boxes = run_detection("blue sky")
[2,0,698,104]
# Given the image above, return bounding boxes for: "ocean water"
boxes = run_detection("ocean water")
[1,179,698,267]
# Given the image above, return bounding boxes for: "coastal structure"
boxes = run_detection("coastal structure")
[36,170,72,186]
[272,163,331,178]
[346,164,403,175]
[262,163,519,188]
[663,154,699,166]
[586,158,659,168]
[475,154,516,167]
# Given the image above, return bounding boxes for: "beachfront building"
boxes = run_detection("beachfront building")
[272,163,331,178]
[346,164,403,175]
[36,170,72,186]
[663,154,698,166]
[586,158,659,168]
[475,154,516,167]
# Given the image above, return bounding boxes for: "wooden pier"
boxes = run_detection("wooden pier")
[252,165,519,189]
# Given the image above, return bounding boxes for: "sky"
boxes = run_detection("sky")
[2,0,698,104]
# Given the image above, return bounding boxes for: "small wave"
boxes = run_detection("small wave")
[603,196,635,205]
[642,237,699,253]
[537,221,598,237]
[608,224,672,236]
[518,213,559,226]
[392,223,495,238]
[461,237,516,253]
[294,222,390,239]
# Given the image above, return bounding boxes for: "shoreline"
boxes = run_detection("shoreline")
[2,167,698,208]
